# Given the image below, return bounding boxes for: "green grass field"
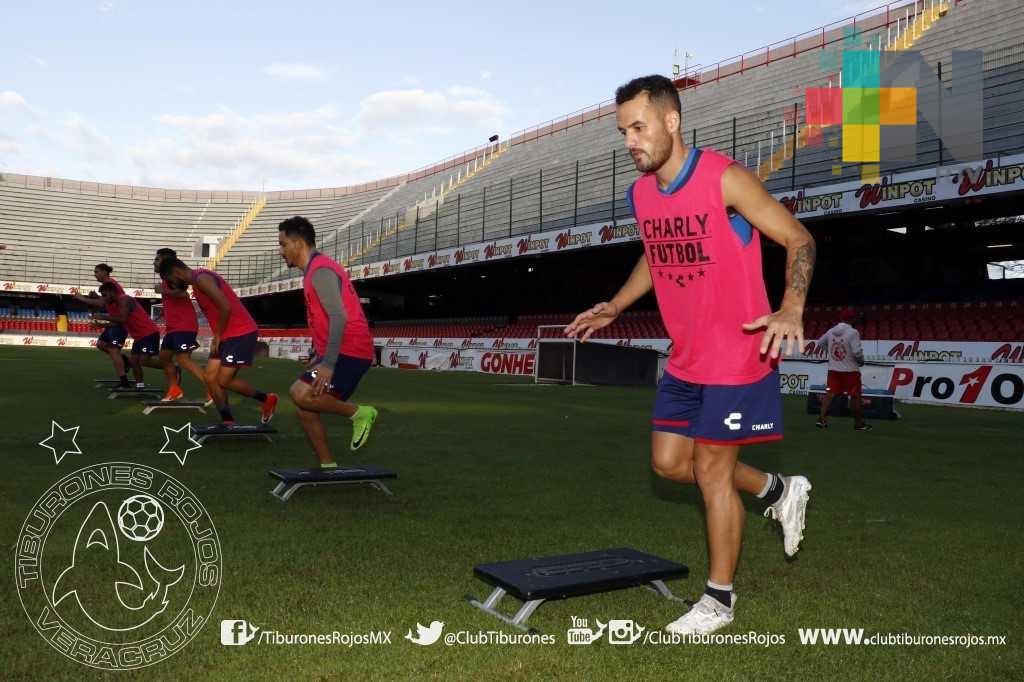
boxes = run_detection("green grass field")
[1,345,1021,681]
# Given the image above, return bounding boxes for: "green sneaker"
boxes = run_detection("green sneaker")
[350,405,378,451]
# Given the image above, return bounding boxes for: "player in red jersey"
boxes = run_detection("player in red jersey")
[153,248,208,402]
[96,282,167,389]
[159,258,277,426]
[567,75,817,635]
[278,217,378,467]
[73,263,130,386]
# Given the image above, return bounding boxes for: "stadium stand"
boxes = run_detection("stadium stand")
[26,1,944,283]
[357,0,1024,261]
[214,185,393,286]
[0,183,252,287]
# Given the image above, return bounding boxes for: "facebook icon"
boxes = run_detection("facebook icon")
[220,619,259,646]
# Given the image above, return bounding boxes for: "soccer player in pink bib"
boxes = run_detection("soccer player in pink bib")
[159,258,278,426]
[277,216,378,467]
[153,248,209,403]
[74,263,130,387]
[566,75,817,636]
[95,283,166,389]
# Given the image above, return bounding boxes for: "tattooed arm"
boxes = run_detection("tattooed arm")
[721,163,816,358]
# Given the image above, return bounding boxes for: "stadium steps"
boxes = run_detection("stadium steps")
[753,2,952,184]
[343,142,512,265]
[763,0,1024,191]
[358,9,904,262]
[0,182,250,288]
[205,195,267,269]
[259,181,409,281]
[213,186,393,286]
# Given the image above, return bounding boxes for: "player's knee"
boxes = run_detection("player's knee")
[651,450,694,483]
[289,382,314,410]
[693,450,733,487]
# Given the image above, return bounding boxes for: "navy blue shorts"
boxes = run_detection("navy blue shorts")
[98,325,127,348]
[209,331,258,367]
[131,333,160,356]
[162,331,200,353]
[652,369,784,445]
[300,354,371,400]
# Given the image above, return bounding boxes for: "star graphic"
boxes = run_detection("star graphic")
[39,421,82,465]
[698,269,706,277]
[688,274,695,281]
[159,423,203,466]
[965,377,980,388]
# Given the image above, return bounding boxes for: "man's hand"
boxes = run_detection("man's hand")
[742,305,804,359]
[210,336,221,357]
[311,363,334,397]
[565,302,620,342]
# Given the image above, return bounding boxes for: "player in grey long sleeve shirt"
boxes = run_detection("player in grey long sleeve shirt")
[311,268,347,371]
[279,216,378,466]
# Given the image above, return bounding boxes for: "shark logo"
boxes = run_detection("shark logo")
[16,462,222,671]
[405,620,444,646]
[51,501,185,632]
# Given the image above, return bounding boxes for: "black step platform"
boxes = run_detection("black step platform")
[466,547,689,631]
[142,400,206,415]
[108,386,162,400]
[806,385,899,419]
[268,466,397,501]
[190,423,276,443]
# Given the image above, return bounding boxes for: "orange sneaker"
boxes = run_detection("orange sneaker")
[161,385,185,402]
[260,393,279,424]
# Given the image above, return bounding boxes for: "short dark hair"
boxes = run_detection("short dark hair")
[98,282,119,296]
[156,248,176,258]
[278,216,316,247]
[158,257,188,278]
[95,263,113,274]
[615,75,681,114]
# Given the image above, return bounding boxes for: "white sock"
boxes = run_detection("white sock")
[755,473,775,499]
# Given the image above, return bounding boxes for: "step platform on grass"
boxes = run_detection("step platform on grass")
[806,385,899,419]
[142,400,207,415]
[465,547,689,632]
[268,466,397,501]
[190,423,276,444]
[108,386,163,400]
[94,378,124,388]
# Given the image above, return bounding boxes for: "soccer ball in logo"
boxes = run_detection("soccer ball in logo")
[117,494,165,542]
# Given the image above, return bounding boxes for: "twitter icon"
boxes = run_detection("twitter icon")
[405,621,444,646]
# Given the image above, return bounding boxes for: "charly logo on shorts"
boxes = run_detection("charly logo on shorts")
[14,462,222,670]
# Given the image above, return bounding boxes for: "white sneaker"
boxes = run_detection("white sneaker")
[135,382,146,390]
[665,593,735,635]
[764,475,812,556]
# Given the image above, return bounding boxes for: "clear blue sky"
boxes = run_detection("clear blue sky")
[0,0,884,191]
